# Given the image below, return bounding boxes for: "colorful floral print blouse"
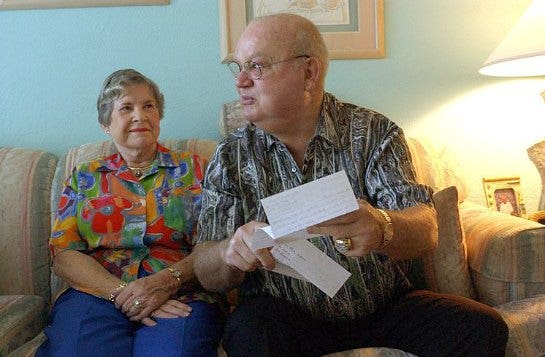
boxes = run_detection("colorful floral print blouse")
[50,144,203,284]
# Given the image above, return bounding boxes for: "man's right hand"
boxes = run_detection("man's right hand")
[222,221,276,272]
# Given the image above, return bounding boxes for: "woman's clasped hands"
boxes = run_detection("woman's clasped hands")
[112,274,192,326]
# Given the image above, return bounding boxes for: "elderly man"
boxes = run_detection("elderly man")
[194,13,508,357]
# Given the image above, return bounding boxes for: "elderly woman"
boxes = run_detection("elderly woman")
[36,69,224,356]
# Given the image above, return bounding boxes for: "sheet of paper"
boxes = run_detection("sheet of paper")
[260,170,358,238]
[248,170,356,297]
[268,262,307,281]
[271,240,351,298]
[249,226,322,250]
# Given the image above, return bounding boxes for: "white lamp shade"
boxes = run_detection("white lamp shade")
[479,0,545,77]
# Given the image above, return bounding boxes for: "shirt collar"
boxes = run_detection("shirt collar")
[95,143,178,172]
[240,92,349,151]
[311,92,350,150]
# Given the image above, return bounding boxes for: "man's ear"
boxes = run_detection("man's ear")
[304,57,322,91]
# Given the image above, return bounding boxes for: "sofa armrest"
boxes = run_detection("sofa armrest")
[495,294,545,357]
[0,295,46,356]
[459,201,545,306]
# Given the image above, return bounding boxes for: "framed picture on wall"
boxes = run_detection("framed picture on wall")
[0,0,168,10]
[482,176,526,217]
[218,0,385,62]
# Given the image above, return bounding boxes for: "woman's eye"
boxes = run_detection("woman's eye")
[119,106,131,112]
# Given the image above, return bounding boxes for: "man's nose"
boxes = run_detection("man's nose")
[235,70,253,88]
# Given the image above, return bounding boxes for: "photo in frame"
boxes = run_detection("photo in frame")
[482,176,526,217]
[0,0,168,11]
[218,0,385,62]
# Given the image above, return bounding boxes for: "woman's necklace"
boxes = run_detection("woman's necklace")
[127,163,153,179]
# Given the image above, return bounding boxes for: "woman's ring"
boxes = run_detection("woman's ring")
[334,238,352,254]
[133,300,141,307]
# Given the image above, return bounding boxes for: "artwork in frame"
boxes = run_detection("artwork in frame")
[482,176,526,217]
[0,0,168,11]
[218,0,385,62]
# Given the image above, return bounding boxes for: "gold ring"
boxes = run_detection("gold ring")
[334,238,352,254]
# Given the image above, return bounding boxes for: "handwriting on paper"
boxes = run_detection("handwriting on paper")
[249,170,356,297]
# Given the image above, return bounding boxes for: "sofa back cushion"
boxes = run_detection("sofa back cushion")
[414,186,477,299]
[49,139,218,300]
[0,148,58,301]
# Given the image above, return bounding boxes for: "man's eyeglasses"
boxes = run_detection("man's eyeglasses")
[227,55,309,80]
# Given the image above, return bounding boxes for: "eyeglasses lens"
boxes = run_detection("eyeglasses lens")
[227,62,241,78]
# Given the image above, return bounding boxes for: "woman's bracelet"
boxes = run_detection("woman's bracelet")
[107,281,128,302]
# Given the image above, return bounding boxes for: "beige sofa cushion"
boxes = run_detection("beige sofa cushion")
[419,186,476,299]
[0,148,58,301]
[406,138,467,202]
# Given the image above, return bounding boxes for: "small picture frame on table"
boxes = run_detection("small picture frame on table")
[482,176,525,217]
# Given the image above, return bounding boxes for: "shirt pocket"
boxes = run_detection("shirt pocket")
[157,187,187,233]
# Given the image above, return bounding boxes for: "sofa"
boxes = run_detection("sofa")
[1,102,544,356]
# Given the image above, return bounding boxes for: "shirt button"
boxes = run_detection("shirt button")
[291,167,297,173]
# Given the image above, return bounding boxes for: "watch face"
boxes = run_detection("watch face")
[173,271,181,278]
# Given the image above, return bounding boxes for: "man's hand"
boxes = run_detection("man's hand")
[307,199,385,257]
[222,221,276,271]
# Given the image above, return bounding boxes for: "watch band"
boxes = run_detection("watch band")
[376,208,394,248]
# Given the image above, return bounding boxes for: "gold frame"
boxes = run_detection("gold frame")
[482,176,526,217]
[528,210,545,224]
[218,0,385,63]
[0,0,168,10]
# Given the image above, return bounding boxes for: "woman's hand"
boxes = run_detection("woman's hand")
[139,299,193,326]
[114,273,176,323]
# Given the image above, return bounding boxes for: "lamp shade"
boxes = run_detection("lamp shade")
[479,0,545,77]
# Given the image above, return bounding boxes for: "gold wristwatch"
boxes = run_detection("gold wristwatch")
[167,267,182,283]
[376,208,394,248]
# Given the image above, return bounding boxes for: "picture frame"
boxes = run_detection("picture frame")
[218,0,385,63]
[482,176,525,217]
[0,0,168,11]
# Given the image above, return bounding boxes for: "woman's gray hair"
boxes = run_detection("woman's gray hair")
[97,69,165,126]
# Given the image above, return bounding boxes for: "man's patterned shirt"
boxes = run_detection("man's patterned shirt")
[197,93,433,320]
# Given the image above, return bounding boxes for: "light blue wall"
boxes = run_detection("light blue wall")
[0,0,526,155]
[0,1,237,154]
[3,1,544,210]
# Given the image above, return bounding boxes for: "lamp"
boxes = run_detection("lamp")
[479,0,545,212]
[479,0,545,77]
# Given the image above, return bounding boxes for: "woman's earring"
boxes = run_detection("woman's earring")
[106,128,110,134]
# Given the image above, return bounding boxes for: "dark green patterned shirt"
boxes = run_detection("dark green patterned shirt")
[197,92,433,321]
